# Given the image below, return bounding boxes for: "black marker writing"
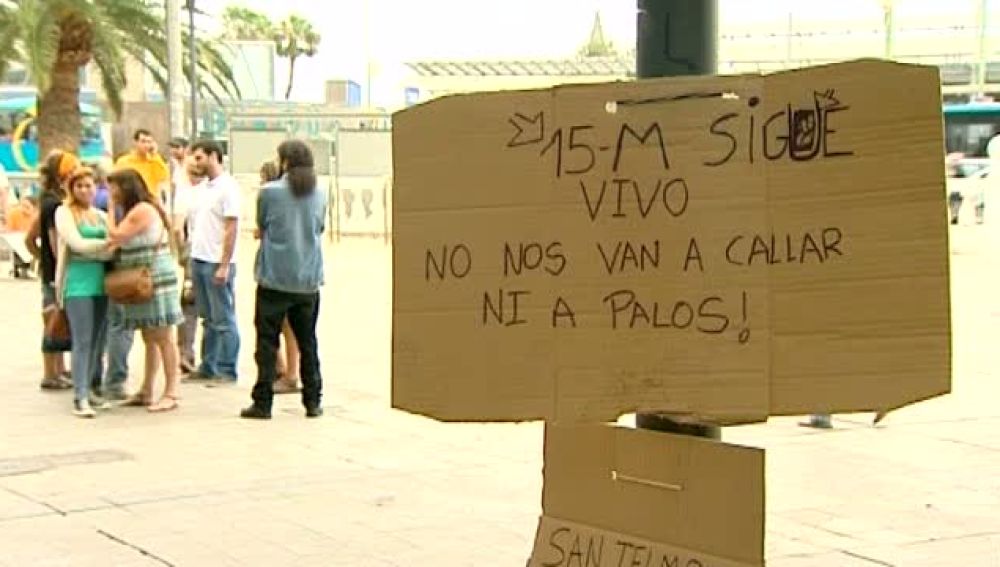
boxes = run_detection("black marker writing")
[724,229,846,267]
[597,240,661,275]
[552,297,577,328]
[504,241,567,277]
[482,289,530,327]
[683,238,704,272]
[579,178,689,222]
[425,244,472,281]
[703,91,854,167]
[613,122,670,173]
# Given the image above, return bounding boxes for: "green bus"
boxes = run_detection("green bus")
[943,102,1000,160]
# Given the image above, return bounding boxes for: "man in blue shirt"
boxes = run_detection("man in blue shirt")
[241,139,326,419]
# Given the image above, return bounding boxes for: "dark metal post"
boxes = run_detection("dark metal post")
[635,0,720,440]
[637,0,717,79]
[187,0,198,138]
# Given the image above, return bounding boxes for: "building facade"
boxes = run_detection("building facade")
[404,4,999,104]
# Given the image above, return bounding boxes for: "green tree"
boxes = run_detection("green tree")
[0,0,240,158]
[221,5,273,41]
[273,14,320,100]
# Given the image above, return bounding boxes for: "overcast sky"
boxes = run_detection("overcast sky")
[196,0,989,105]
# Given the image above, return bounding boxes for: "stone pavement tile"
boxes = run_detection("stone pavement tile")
[770,551,895,567]
[839,534,1000,567]
[765,533,830,559]
[296,553,403,567]
[0,514,161,567]
[0,488,56,520]
[900,534,1000,565]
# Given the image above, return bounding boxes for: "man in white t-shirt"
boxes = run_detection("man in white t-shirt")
[187,140,241,382]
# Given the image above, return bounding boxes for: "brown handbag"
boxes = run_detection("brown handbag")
[104,266,154,304]
[43,305,71,342]
[104,218,168,304]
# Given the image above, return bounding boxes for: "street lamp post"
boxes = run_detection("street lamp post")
[166,0,185,138]
[186,0,198,138]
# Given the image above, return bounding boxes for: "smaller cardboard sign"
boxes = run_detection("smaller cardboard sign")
[530,424,764,567]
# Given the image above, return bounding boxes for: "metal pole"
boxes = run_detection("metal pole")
[636,0,716,78]
[166,0,185,138]
[187,0,198,138]
[635,0,720,440]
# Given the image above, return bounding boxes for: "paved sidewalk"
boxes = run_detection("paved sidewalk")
[0,230,998,566]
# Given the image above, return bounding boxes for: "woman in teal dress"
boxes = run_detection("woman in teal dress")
[106,168,183,413]
[54,167,113,418]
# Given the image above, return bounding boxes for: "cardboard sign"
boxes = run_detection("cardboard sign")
[529,424,764,567]
[392,59,951,424]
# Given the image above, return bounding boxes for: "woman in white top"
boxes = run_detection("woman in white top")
[54,167,113,417]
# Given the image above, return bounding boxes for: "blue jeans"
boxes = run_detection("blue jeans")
[192,260,239,378]
[104,301,134,393]
[65,296,109,401]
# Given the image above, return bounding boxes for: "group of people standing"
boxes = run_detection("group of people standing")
[27,130,327,420]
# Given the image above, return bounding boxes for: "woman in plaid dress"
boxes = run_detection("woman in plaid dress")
[106,168,183,413]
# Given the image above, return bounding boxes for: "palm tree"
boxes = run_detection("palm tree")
[273,14,320,101]
[221,5,273,41]
[0,0,240,158]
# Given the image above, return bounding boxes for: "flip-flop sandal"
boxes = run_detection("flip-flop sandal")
[120,394,150,407]
[40,377,72,390]
[147,396,179,413]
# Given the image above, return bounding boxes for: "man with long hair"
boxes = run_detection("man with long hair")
[241,139,326,419]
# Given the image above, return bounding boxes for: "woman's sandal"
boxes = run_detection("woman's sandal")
[120,394,151,407]
[40,376,72,390]
[147,395,179,413]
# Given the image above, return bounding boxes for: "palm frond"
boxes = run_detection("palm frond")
[17,0,59,93]
[274,14,320,60]
[191,35,241,101]
[88,2,128,116]
[95,0,241,104]
[0,1,22,80]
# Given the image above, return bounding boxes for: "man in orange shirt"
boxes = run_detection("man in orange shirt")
[115,129,169,202]
[6,194,37,232]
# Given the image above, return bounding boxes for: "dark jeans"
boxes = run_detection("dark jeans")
[251,287,322,410]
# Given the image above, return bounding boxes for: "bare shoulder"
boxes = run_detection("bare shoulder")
[126,202,158,221]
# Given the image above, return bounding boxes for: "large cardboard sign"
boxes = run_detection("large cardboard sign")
[529,424,764,567]
[392,60,951,425]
